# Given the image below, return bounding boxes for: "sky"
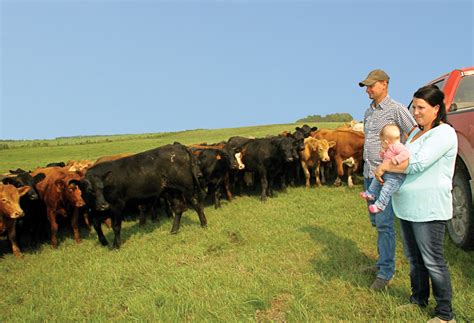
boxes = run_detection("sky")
[1,0,473,140]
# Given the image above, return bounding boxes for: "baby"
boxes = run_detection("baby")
[360,124,410,213]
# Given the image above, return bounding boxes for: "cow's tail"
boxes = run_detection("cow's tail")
[184,145,206,202]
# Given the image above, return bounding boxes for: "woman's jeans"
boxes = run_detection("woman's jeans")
[364,178,396,281]
[399,219,454,321]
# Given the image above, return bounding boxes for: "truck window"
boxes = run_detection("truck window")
[408,79,446,113]
[452,75,474,111]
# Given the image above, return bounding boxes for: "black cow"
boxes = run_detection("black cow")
[190,146,242,209]
[2,171,47,247]
[285,125,319,186]
[46,162,66,168]
[295,124,319,137]
[228,136,296,201]
[79,143,207,248]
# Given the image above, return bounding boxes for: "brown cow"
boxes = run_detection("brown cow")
[66,159,93,175]
[311,129,364,187]
[0,183,30,257]
[32,167,85,248]
[299,137,336,187]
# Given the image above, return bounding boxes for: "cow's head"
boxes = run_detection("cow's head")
[224,146,245,170]
[55,176,86,208]
[78,174,110,212]
[289,131,305,151]
[274,137,295,162]
[0,183,30,219]
[295,125,318,138]
[317,139,336,162]
[2,172,45,201]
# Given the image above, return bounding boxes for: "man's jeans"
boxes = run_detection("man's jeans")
[366,172,406,211]
[364,177,396,281]
[399,219,454,321]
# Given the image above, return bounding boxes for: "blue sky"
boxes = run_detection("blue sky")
[1,0,472,140]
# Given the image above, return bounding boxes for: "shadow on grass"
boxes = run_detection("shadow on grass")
[300,225,376,287]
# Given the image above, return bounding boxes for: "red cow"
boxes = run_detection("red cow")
[32,167,85,248]
[311,129,364,187]
[0,183,30,257]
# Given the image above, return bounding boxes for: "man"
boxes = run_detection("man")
[359,69,417,290]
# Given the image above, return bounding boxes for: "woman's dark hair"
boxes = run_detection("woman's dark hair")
[413,84,448,129]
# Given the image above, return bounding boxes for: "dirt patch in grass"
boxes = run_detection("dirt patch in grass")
[255,293,294,322]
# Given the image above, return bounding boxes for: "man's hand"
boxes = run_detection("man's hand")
[374,164,385,184]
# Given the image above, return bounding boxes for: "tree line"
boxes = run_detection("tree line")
[296,113,354,123]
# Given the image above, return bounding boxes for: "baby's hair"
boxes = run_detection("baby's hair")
[380,124,401,141]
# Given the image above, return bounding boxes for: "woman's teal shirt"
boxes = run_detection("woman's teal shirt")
[392,124,458,222]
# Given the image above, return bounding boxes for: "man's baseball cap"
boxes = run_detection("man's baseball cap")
[358,69,390,87]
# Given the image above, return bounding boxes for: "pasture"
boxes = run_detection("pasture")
[1,123,473,322]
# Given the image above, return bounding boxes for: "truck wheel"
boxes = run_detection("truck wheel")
[448,167,474,250]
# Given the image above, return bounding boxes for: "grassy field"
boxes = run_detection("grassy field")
[1,122,473,322]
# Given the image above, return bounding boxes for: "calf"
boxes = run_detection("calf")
[32,167,86,248]
[80,143,207,248]
[299,137,336,187]
[0,183,30,257]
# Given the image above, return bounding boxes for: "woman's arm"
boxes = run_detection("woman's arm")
[374,159,409,183]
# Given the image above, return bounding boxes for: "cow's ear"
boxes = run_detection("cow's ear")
[2,177,16,186]
[311,127,318,131]
[295,127,302,132]
[68,179,81,187]
[33,173,46,185]
[55,179,65,192]
[17,186,31,197]
[103,171,113,183]
[328,141,336,148]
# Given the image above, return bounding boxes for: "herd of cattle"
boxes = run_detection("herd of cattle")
[0,123,364,257]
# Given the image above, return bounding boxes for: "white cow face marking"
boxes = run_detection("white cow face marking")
[234,152,245,170]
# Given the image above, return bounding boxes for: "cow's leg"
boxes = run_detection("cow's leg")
[138,204,147,225]
[47,207,59,248]
[223,173,233,201]
[258,167,268,202]
[82,207,92,232]
[110,206,123,249]
[150,198,159,222]
[170,211,183,234]
[213,188,222,209]
[301,161,311,188]
[320,162,327,184]
[170,193,187,234]
[6,218,21,257]
[280,168,288,192]
[92,214,108,246]
[71,207,81,243]
[346,165,354,188]
[333,155,344,187]
[191,196,207,228]
[315,161,322,187]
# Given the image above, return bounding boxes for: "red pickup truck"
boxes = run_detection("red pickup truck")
[411,67,474,249]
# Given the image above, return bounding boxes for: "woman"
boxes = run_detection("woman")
[374,84,457,323]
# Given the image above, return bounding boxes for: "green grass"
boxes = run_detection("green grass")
[0,122,473,322]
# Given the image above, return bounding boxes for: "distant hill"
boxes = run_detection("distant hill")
[296,113,353,123]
